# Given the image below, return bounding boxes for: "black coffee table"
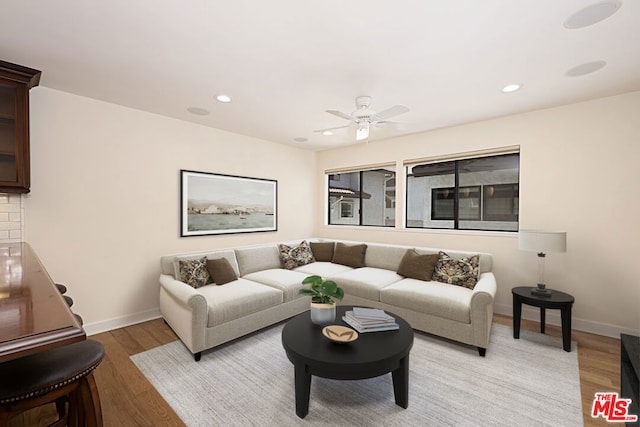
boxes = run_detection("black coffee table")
[281,305,414,418]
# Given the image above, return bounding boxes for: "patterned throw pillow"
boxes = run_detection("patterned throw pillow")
[279,241,315,270]
[179,257,213,288]
[432,251,480,290]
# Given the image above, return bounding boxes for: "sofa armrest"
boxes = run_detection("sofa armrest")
[159,274,206,309]
[159,274,207,353]
[471,272,497,303]
[469,272,497,348]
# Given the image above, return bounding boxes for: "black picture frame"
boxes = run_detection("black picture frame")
[180,170,277,236]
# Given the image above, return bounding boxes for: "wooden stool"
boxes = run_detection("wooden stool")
[0,339,105,426]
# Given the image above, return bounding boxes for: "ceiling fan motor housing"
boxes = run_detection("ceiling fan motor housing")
[355,96,372,109]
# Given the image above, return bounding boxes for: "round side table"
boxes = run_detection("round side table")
[511,286,575,352]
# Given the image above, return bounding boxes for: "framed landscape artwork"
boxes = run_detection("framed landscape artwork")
[180,170,277,236]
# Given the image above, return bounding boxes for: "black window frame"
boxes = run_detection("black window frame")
[406,153,519,232]
[327,168,396,227]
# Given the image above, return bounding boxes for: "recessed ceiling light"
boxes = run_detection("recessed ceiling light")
[566,60,607,77]
[187,107,210,115]
[502,84,522,93]
[293,137,308,143]
[216,94,232,103]
[564,1,622,29]
[322,131,333,136]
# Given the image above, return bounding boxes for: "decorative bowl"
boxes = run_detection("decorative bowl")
[322,325,358,343]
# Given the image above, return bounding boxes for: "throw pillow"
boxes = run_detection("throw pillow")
[206,257,238,285]
[432,251,480,290]
[397,249,440,281]
[278,241,315,270]
[309,241,335,262]
[332,242,367,268]
[178,257,213,288]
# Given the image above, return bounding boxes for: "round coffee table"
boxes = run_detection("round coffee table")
[281,305,414,418]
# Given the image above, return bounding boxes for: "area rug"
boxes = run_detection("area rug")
[131,323,582,426]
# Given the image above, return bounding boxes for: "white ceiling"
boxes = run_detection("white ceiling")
[1,1,639,150]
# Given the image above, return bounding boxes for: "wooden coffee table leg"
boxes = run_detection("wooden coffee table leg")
[294,363,311,418]
[392,355,409,408]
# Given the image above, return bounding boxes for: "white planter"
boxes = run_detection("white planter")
[310,302,336,326]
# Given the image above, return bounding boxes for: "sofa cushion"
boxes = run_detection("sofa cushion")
[178,257,213,288]
[364,244,408,271]
[432,251,480,290]
[310,241,335,262]
[293,261,353,277]
[198,278,283,327]
[235,245,281,276]
[243,269,309,302]
[397,249,440,281]
[329,267,402,301]
[380,278,473,323]
[332,243,367,268]
[278,241,315,270]
[206,258,238,285]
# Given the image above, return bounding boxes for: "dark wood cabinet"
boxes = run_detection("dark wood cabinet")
[0,60,41,193]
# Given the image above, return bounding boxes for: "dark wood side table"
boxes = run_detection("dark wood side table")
[512,286,575,352]
[281,305,414,419]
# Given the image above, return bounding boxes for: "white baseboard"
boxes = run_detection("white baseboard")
[83,308,162,336]
[494,303,639,339]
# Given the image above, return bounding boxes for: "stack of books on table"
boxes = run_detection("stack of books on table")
[342,307,399,333]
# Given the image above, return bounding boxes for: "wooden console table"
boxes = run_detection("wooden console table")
[0,242,85,363]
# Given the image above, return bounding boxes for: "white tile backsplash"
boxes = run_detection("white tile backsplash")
[0,193,23,243]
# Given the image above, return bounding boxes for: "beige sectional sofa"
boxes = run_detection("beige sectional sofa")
[159,239,497,361]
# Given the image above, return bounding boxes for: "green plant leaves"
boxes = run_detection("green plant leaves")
[299,275,344,303]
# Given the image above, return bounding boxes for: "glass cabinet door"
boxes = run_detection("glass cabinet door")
[0,60,40,193]
[0,82,18,183]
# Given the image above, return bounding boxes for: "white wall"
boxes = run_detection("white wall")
[24,87,316,333]
[315,91,640,337]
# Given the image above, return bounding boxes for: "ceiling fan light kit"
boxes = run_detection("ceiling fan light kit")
[315,96,409,143]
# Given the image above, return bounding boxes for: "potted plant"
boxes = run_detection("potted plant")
[299,275,344,325]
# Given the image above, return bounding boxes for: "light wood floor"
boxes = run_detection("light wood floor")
[8,314,621,426]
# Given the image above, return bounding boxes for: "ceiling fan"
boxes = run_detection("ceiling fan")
[315,96,409,142]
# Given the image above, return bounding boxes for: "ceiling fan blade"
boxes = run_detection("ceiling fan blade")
[326,110,354,121]
[372,105,409,121]
[313,124,351,133]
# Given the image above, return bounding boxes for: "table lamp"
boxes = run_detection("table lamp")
[518,230,567,297]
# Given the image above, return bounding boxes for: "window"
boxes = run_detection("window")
[406,153,519,231]
[340,200,354,218]
[328,167,395,227]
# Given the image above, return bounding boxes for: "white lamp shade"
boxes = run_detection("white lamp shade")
[518,230,567,253]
